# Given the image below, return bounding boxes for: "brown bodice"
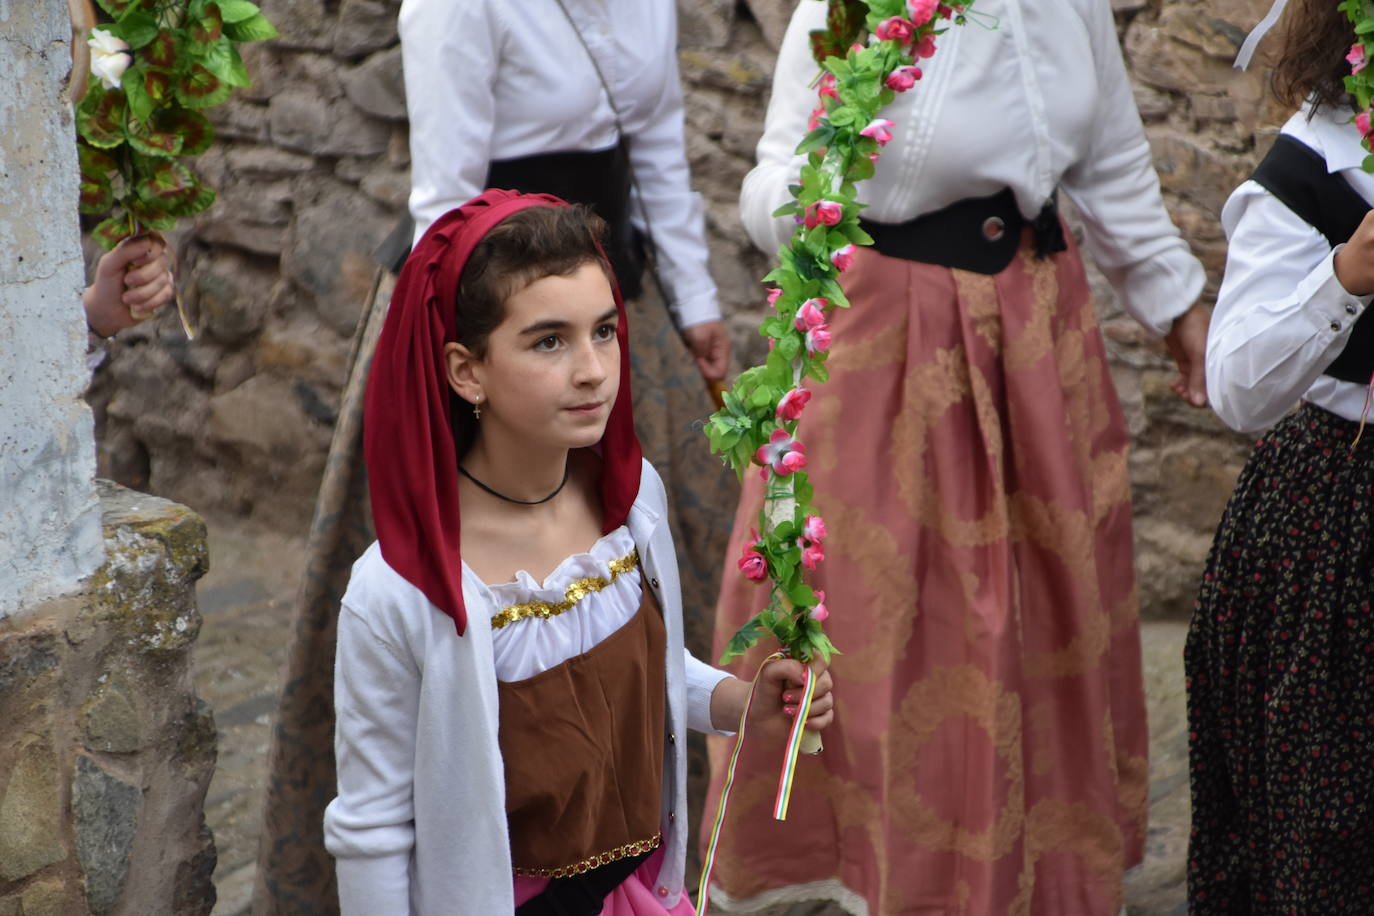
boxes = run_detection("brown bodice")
[497,584,666,877]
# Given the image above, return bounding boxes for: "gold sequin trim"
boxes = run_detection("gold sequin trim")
[512,832,661,878]
[490,549,639,630]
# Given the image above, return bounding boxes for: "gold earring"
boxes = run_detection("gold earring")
[473,397,482,420]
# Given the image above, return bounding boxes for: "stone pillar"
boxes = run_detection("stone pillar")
[0,0,103,618]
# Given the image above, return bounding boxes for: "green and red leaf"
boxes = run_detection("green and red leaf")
[191,4,224,44]
[144,30,178,68]
[126,117,183,157]
[92,214,135,250]
[77,86,128,149]
[175,64,232,109]
[154,108,215,156]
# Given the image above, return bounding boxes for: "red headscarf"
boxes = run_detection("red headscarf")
[363,189,642,635]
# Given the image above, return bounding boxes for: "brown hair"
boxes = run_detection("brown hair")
[453,203,611,359]
[449,203,612,452]
[1271,0,1357,114]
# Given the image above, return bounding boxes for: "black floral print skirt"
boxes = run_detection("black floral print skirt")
[1186,402,1374,915]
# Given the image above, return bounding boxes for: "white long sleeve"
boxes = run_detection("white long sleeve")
[326,604,421,915]
[398,0,720,327]
[1206,105,1374,434]
[739,0,1204,335]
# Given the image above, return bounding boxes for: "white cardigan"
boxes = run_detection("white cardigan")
[323,459,732,914]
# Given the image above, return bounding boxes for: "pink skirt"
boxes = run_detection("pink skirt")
[702,234,1148,915]
[514,847,696,915]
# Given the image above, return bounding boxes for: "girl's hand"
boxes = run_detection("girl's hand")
[710,658,835,733]
[1162,301,1209,408]
[760,657,834,732]
[84,234,175,338]
[1335,209,1374,296]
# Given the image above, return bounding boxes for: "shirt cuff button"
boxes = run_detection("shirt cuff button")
[1347,304,1358,315]
[1331,321,1342,332]
[657,886,670,898]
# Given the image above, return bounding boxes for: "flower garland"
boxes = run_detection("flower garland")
[704,0,975,669]
[75,0,276,250]
[1342,1,1374,447]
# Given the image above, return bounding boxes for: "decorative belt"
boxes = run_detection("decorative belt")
[859,187,1067,275]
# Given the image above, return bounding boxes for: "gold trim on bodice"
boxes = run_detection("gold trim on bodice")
[511,832,661,878]
[490,549,639,630]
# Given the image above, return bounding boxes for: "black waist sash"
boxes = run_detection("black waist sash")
[1251,133,1374,385]
[375,142,644,299]
[859,188,1067,275]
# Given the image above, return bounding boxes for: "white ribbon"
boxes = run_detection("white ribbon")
[1233,0,1289,70]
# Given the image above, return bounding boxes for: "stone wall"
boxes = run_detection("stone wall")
[1,0,103,618]
[0,484,216,916]
[90,0,1278,617]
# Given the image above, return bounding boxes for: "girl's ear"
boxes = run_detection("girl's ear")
[443,341,483,405]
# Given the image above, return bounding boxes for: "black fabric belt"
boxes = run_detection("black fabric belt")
[513,848,654,916]
[859,188,1067,275]
[1251,133,1374,386]
[374,142,644,299]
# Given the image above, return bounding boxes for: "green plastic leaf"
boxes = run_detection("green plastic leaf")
[92,214,134,250]
[145,30,178,68]
[217,0,262,22]
[224,12,279,42]
[123,67,155,122]
[191,4,225,44]
[77,86,128,149]
[115,9,159,48]
[95,0,136,16]
[126,117,183,157]
[202,38,251,88]
[79,175,114,214]
[176,64,232,108]
[155,108,215,155]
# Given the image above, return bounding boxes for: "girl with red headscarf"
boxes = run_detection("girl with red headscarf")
[322,191,833,916]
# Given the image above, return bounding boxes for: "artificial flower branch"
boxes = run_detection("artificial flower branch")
[76,0,276,251]
[704,0,976,668]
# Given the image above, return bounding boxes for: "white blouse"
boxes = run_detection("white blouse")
[484,526,643,682]
[397,0,721,329]
[741,0,1205,336]
[1206,102,1374,434]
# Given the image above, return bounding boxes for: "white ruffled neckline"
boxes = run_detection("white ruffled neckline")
[471,526,636,603]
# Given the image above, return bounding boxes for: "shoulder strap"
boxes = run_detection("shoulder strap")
[1250,134,1369,248]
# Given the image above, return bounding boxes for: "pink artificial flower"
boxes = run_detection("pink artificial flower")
[860,118,896,146]
[868,152,881,164]
[874,16,914,43]
[794,298,828,331]
[805,326,832,354]
[907,0,938,25]
[810,590,829,622]
[803,199,844,228]
[766,287,783,306]
[803,514,828,543]
[738,537,768,583]
[831,243,856,272]
[801,540,826,570]
[1350,43,1368,75]
[818,72,839,100]
[755,428,807,476]
[777,387,812,421]
[886,65,923,92]
[807,104,826,131]
[1359,110,1373,140]
[914,33,937,59]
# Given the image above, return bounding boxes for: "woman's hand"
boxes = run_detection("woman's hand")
[710,658,835,733]
[682,319,731,381]
[84,234,175,338]
[1162,301,1210,408]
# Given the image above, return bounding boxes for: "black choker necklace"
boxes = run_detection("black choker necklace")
[459,463,570,506]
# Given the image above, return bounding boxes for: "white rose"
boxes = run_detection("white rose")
[88,29,132,90]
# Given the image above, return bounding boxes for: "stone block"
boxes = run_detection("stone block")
[1146,129,1249,216]
[82,678,143,754]
[0,737,65,882]
[18,878,66,916]
[226,144,317,177]
[207,98,271,143]
[0,628,58,697]
[335,0,401,60]
[342,46,406,121]
[678,0,734,50]
[281,177,393,337]
[1124,22,1242,95]
[1132,84,1176,122]
[678,46,774,94]
[184,249,274,345]
[742,0,793,49]
[1159,5,1247,59]
[257,0,336,51]
[172,821,217,916]
[270,89,392,158]
[360,170,410,209]
[255,313,350,387]
[73,755,140,916]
